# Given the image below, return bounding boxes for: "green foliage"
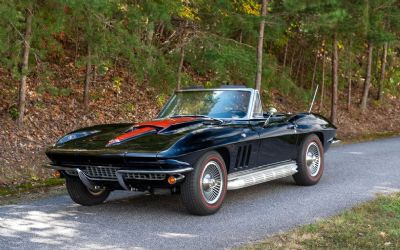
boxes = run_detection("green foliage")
[156,93,168,107]
[112,76,123,94]
[184,34,307,100]
[8,106,19,120]
[0,0,399,115]
[121,103,135,113]
[37,83,72,97]
[186,36,257,85]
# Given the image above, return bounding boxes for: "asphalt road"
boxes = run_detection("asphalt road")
[1,137,400,250]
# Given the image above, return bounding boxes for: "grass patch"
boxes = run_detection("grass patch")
[240,193,400,249]
[0,178,65,197]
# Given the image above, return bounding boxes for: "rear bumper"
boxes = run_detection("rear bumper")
[44,160,193,191]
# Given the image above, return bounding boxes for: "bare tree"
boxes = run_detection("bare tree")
[360,41,374,112]
[83,44,91,110]
[347,41,353,111]
[319,52,326,112]
[176,46,185,90]
[289,48,296,75]
[255,0,268,91]
[377,42,388,100]
[17,6,33,127]
[295,50,304,83]
[176,20,190,90]
[311,50,318,90]
[282,41,289,68]
[331,34,339,124]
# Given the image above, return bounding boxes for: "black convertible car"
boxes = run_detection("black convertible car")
[45,86,338,215]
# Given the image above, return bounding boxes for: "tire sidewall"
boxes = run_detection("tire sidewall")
[65,177,110,206]
[181,150,228,215]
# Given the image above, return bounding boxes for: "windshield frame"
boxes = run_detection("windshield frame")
[157,88,258,120]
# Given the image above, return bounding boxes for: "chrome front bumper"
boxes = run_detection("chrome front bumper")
[44,163,193,191]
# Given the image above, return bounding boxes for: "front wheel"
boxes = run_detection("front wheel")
[181,151,227,215]
[293,134,324,186]
[66,177,110,206]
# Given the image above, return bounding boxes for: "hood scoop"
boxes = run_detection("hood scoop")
[106,117,197,147]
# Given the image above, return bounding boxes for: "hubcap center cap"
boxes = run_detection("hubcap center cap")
[202,174,216,191]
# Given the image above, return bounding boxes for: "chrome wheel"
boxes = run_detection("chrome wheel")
[201,161,223,204]
[306,142,321,177]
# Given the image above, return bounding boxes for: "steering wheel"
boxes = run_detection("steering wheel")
[230,110,247,118]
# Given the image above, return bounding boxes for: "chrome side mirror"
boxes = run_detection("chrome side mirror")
[268,107,277,115]
[264,107,277,126]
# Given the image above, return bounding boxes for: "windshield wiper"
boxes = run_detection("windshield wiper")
[170,115,224,123]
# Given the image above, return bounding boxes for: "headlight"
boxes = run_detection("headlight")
[57,130,100,144]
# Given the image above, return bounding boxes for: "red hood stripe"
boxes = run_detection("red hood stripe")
[114,126,156,142]
[107,117,196,146]
[135,117,196,128]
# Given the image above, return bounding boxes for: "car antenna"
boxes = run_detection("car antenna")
[308,85,319,113]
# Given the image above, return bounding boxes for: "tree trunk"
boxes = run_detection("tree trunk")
[360,41,374,112]
[177,46,185,90]
[347,73,352,111]
[311,51,318,90]
[83,44,91,110]
[17,6,33,128]
[255,0,268,91]
[319,52,326,112]
[239,30,243,43]
[74,23,79,63]
[347,41,353,111]
[295,50,304,84]
[282,41,289,68]
[289,48,296,76]
[377,42,388,100]
[331,34,339,124]
[300,63,305,87]
[93,64,97,84]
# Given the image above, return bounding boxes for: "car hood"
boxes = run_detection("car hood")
[50,117,208,153]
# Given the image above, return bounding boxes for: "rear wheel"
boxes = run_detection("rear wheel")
[181,151,227,215]
[65,177,110,206]
[293,134,324,186]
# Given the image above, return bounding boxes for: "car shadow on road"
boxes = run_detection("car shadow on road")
[99,177,299,215]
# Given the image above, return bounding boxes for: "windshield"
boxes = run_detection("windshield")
[158,90,251,119]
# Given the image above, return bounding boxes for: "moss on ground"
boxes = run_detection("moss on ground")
[0,178,65,197]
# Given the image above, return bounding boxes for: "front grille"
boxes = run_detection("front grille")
[84,166,117,179]
[63,166,166,181]
[124,173,166,180]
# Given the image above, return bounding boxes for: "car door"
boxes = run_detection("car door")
[250,92,299,167]
[255,119,299,167]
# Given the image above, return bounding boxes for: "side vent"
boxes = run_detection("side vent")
[235,145,252,169]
